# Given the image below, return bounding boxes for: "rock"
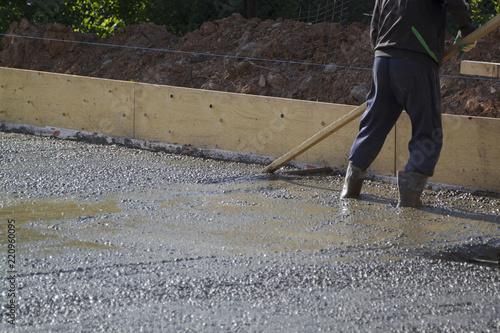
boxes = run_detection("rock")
[258,75,266,87]
[350,83,369,102]
[323,63,337,74]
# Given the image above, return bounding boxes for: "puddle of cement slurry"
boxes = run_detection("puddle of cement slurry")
[126,177,499,259]
[0,130,498,263]
[0,197,123,256]
[2,171,498,265]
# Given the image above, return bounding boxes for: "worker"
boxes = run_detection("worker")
[340,0,476,208]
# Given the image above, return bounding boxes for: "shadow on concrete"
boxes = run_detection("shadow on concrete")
[423,205,500,225]
[426,242,500,269]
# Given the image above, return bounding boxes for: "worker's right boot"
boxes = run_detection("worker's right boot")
[397,171,428,208]
[340,163,366,199]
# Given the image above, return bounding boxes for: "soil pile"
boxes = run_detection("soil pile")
[1,14,499,117]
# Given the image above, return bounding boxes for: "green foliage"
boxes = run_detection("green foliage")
[0,0,498,41]
[64,1,122,38]
[0,0,154,38]
[61,0,154,38]
[0,6,21,34]
[213,0,241,14]
[148,0,213,36]
[0,1,35,33]
[470,0,499,26]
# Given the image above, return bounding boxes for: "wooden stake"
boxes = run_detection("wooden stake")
[460,60,500,78]
[262,14,500,174]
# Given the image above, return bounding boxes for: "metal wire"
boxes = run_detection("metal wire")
[1,32,498,83]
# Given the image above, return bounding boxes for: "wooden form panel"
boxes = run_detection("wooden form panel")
[395,112,500,192]
[438,115,500,191]
[0,67,135,137]
[0,67,28,124]
[134,83,395,175]
[460,60,500,78]
[2,67,499,191]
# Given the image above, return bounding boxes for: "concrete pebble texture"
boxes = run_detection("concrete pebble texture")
[0,132,499,332]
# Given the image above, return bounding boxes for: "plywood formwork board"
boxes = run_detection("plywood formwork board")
[0,67,29,124]
[396,112,500,192]
[439,115,500,192]
[7,67,500,192]
[460,60,500,78]
[0,68,135,137]
[134,82,395,175]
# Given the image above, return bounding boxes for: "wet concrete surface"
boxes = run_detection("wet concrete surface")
[0,132,499,332]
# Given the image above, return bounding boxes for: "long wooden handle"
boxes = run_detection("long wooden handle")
[443,14,500,63]
[261,102,367,173]
[262,14,500,174]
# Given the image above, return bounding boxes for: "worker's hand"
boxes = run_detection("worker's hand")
[456,41,476,59]
[454,33,476,59]
[458,41,477,53]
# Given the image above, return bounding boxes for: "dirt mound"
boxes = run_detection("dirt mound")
[1,14,499,117]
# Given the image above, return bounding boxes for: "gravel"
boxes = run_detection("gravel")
[1,132,499,332]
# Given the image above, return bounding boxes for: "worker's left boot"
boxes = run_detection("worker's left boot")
[340,163,366,199]
[397,171,428,208]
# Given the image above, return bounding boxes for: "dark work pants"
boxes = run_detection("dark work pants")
[349,57,443,176]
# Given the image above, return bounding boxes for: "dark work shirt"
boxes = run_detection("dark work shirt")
[371,0,476,67]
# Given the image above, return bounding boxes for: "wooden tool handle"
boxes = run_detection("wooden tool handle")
[443,14,500,62]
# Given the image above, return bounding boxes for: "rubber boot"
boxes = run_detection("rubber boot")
[340,163,366,199]
[397,171,428,208]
